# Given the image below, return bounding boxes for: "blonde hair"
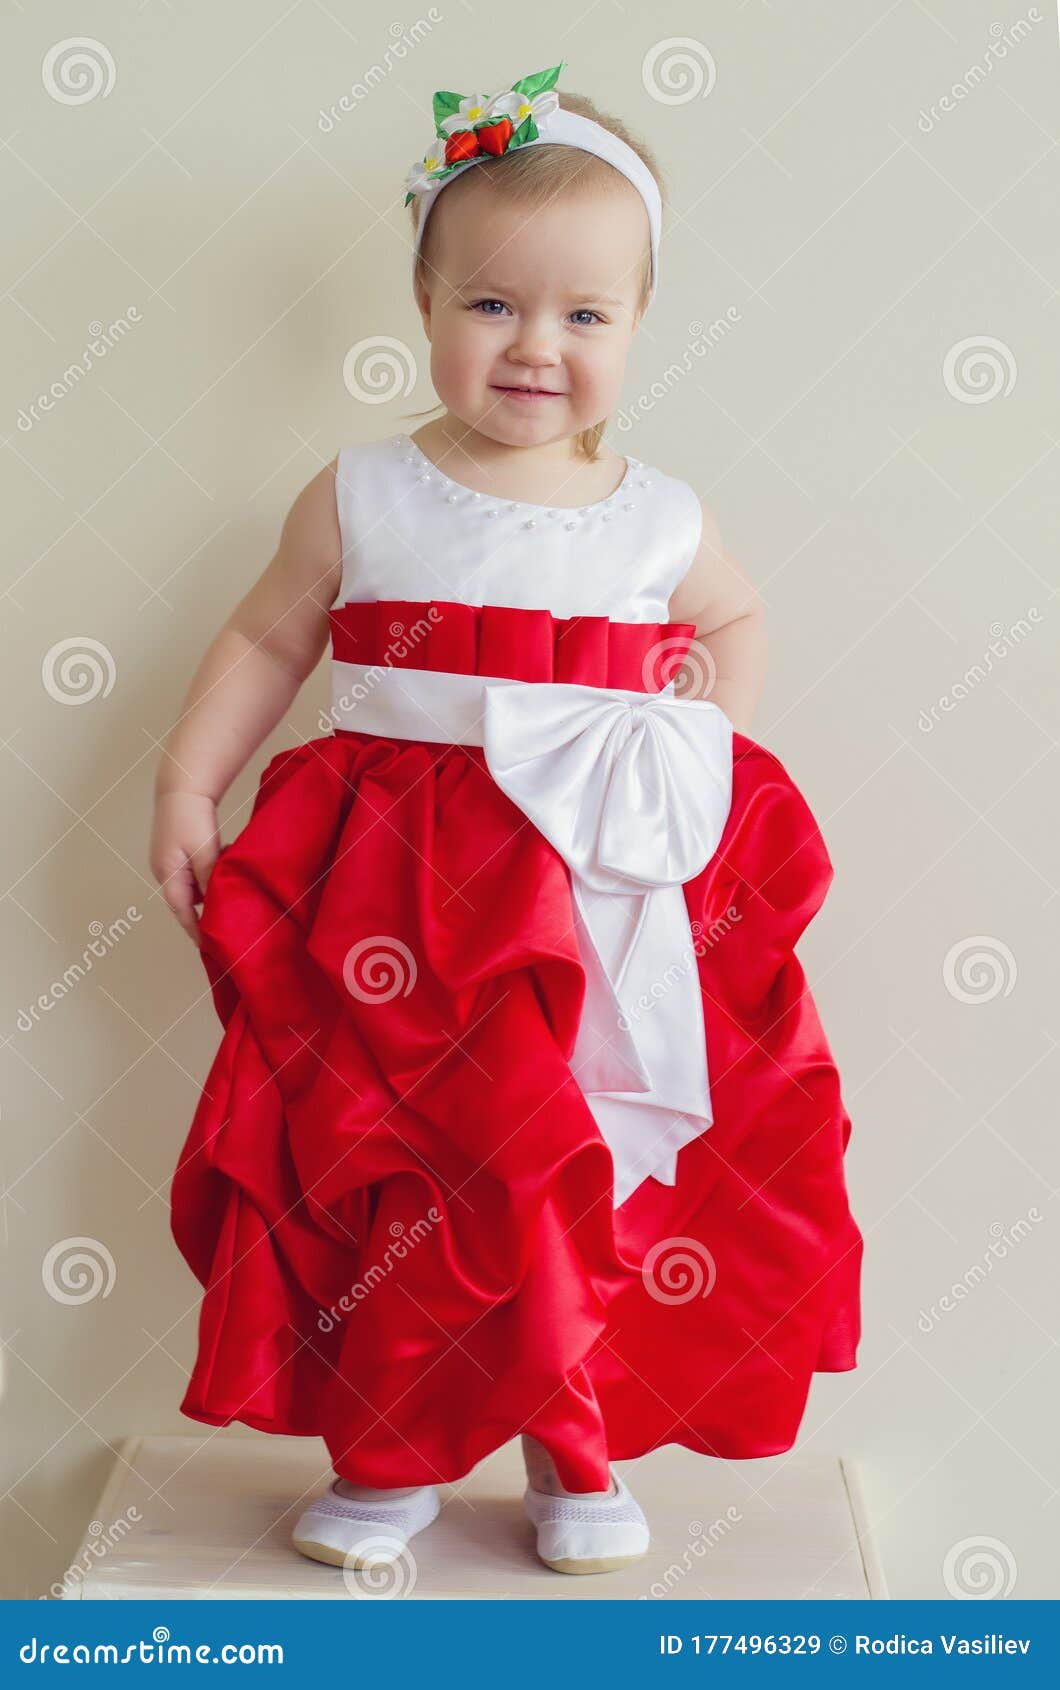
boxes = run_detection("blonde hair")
[405,89,666,462]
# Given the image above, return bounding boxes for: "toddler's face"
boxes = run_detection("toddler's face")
[414,176,649,447]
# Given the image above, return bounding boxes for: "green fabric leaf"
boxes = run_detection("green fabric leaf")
[511,115,536,148]
[432,89,464,131]
[511,62,565,101]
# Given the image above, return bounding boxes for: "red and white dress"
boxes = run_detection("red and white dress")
[170,431,863,1493]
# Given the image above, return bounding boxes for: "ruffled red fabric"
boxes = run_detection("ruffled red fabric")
[328,598,696,689]
[170,604,862,1492]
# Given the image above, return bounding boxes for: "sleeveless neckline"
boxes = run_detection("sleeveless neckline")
[396,432,642,515]
[331,436,702,619]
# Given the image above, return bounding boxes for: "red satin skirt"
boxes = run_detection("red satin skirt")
[170,601,862,1492]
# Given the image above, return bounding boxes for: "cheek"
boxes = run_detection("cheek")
[570,334,626,388]
[431,317,495,388]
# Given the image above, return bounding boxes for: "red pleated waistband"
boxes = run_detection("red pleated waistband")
[328,599,697,692]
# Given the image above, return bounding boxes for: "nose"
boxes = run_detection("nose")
[505,317,562,369]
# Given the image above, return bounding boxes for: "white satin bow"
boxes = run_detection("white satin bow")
[482,678,734,1205]
[328,657,735,1206]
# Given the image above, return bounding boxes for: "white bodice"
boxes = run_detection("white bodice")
[332,432,703,621]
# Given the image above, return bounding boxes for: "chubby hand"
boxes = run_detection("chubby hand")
[150,792,224,947]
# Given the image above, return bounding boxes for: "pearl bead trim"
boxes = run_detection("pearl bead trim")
[396,435,652,528]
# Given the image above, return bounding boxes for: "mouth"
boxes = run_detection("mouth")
[493,385,564,399]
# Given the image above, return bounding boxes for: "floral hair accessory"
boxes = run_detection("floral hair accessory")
[404,62,564,200]
[404,60,662,307]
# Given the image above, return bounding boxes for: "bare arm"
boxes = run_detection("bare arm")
[667,499,767,735]
[151,456,343,942]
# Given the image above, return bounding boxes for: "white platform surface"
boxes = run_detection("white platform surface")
[62,1433,886,1600]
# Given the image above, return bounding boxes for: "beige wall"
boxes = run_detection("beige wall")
[2,2,1057,1600]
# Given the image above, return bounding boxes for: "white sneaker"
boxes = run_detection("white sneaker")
[523,1469,650,1574]
[291,1481,440,1569]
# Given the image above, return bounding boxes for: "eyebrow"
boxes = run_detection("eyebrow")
[460,281,626,305]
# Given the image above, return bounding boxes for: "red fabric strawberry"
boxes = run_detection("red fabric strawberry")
[445,130,481,164]
[475,117,514,156]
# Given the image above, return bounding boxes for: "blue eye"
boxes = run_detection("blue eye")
[469,300,604,325]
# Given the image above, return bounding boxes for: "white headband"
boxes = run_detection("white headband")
[405,70,661,309]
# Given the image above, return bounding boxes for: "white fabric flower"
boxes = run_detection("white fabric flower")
[484,87,560,130]
[405,146,446,194]
[439,93,494,136]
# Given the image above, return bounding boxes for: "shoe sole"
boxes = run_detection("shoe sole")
[291,1534,409,1570]
[538,1549,648,1575]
